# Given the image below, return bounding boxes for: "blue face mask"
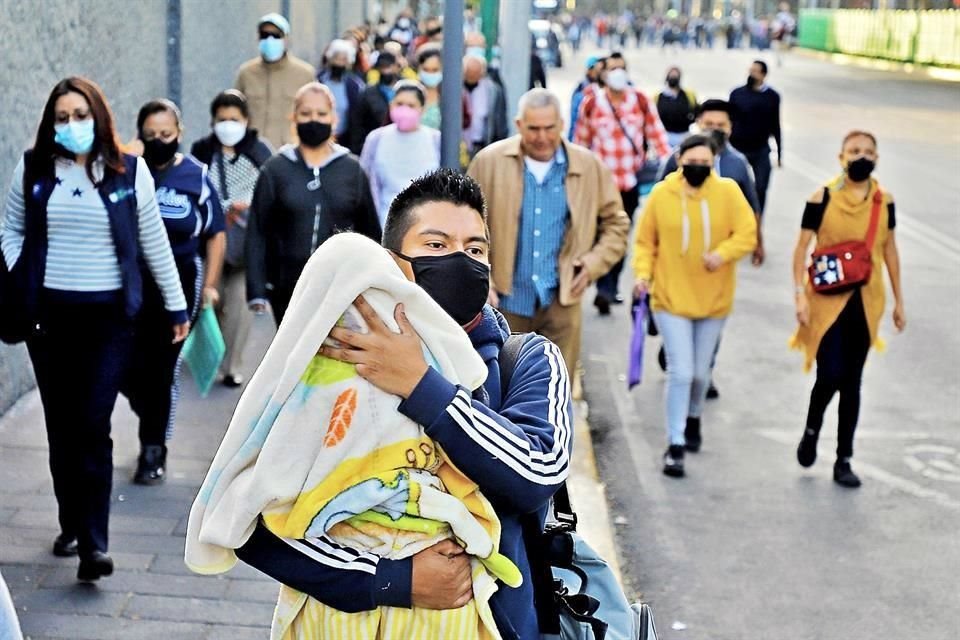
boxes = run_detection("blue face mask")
[419,71,443,88]
[465,46,486,59]
[259,36,285,63]
[54,119,95,155]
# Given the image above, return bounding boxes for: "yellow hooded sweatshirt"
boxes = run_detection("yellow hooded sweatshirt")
[632,170,757,319]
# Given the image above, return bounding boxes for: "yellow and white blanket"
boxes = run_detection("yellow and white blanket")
[185,233,520,639]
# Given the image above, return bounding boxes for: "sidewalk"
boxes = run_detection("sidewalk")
[0,317,621,639]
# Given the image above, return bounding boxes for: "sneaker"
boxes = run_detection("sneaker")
[797,428,818,468]
[594,294,611,316]
[706,382,720,400]
[133,445,167,486]
[662,445,685,478]
[833,458,861,488]
[222,374,244,388]
[684,417,702,453]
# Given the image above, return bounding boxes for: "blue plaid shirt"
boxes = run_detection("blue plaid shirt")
[499,149,569,317]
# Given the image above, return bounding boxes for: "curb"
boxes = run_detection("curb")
[796,47,960,82]
[568,400,623,583]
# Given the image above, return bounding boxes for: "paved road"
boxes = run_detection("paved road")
[551,46,960,639]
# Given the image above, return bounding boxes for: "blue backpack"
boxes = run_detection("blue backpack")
[499,334,659,640]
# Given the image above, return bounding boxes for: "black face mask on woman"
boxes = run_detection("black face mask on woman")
[682,164,711,187]
[396,251,490,326]
[297,121,332,147]
[142,138,179,167]
[846,157,875,183]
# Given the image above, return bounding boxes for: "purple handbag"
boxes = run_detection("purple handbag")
[628,294,647,389]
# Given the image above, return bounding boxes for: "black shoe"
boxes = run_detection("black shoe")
[77,551,113,582]
[706,382,720,400]
[797,428,818,468]
[133,445,167,486]
[594,294,611,316]
[662,445,685,478]
[222,374,244,388]
[657,345,667,372]
[611,294,625,305]
[52,533,78,557]
[684,417,702,453]
[833,458,861,488]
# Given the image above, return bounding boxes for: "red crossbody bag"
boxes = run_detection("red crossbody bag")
[808,188,883,295]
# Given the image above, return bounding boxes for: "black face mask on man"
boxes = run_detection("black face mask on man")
[396,251,490,326]
[142,138,179,168]
[666,76,680,88]
[297,121,332,147]
[708,129,728,149]
[846,157,876,182]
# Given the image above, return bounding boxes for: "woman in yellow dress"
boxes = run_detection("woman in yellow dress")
[791,131,906,488]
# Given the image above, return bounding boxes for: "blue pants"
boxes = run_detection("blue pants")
[655,311,726,445]
[28,298,133,558]
[743,148,772,214]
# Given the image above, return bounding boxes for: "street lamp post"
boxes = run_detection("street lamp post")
[440,0,466,168]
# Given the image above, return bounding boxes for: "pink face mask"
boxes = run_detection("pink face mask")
[390,105,421,132]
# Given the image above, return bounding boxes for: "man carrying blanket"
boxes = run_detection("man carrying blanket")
[186,169,573,639]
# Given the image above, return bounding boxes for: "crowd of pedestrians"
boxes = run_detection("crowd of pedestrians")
[0,6,908,639]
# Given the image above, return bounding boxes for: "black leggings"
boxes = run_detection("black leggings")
[805,291,871,459]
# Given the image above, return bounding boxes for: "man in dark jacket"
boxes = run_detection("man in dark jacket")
[317,39,366,150]
[463,55,509,157]
[236,169,572,640]
[347,51,401,154]
[729,60,782,215]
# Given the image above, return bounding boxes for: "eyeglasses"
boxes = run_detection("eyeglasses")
[259,31,283,40]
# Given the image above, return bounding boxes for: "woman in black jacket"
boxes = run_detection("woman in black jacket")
[190,90,273,387]
[245,81,380,325]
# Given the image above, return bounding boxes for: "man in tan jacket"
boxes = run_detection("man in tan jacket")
[234,13,316,149]
[467,89,629,376]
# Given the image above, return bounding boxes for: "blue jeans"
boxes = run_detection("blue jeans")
[655,311,727,445]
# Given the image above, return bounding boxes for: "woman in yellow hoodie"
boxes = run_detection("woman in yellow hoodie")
[632,135,757,478]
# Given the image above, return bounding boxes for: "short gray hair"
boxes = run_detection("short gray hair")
[517,89,562,120]
[326,39,357,64]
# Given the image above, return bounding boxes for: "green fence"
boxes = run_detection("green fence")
[798,9,960,68]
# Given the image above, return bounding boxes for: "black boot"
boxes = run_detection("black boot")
[657,345,667,371]
[662,445,685,478]
[833,458,861,488]
[77,551,113,582]
[797,428,819,468]
[133,445,167,486]
[684,417,702,453]
[594,293,611,316]
[706,381,720,400]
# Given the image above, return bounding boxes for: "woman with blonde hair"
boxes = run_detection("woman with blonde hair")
[792,130,905,488]
[245,82,380,325]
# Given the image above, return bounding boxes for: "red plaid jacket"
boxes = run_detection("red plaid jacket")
[573,86,671,192]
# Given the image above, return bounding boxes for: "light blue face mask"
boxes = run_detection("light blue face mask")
[465,46,486,59]
[419,71,443,88]
[54,119,95,155]
[259,36,285,63]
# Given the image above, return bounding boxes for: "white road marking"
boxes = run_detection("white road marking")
[903,444,960,483]
[785,152,960,263]
[755,429,960,510]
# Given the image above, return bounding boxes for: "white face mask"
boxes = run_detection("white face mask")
[605,68,629,91]
[214,120,247,147]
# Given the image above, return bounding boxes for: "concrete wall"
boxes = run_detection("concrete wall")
[0,0,368,413]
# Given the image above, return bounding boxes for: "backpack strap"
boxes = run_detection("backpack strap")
[497,332,529,401]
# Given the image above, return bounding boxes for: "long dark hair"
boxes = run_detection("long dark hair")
[29,77,125,183]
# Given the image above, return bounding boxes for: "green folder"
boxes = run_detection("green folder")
[180,306,226,398]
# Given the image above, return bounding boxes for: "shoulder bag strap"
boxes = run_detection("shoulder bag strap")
[215,152,229,202]
[864,187,883,251]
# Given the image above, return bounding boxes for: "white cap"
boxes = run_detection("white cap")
[259,13,291,36]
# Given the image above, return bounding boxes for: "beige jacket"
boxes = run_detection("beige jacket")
[467,136,629,307]
[234,54,316,149]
